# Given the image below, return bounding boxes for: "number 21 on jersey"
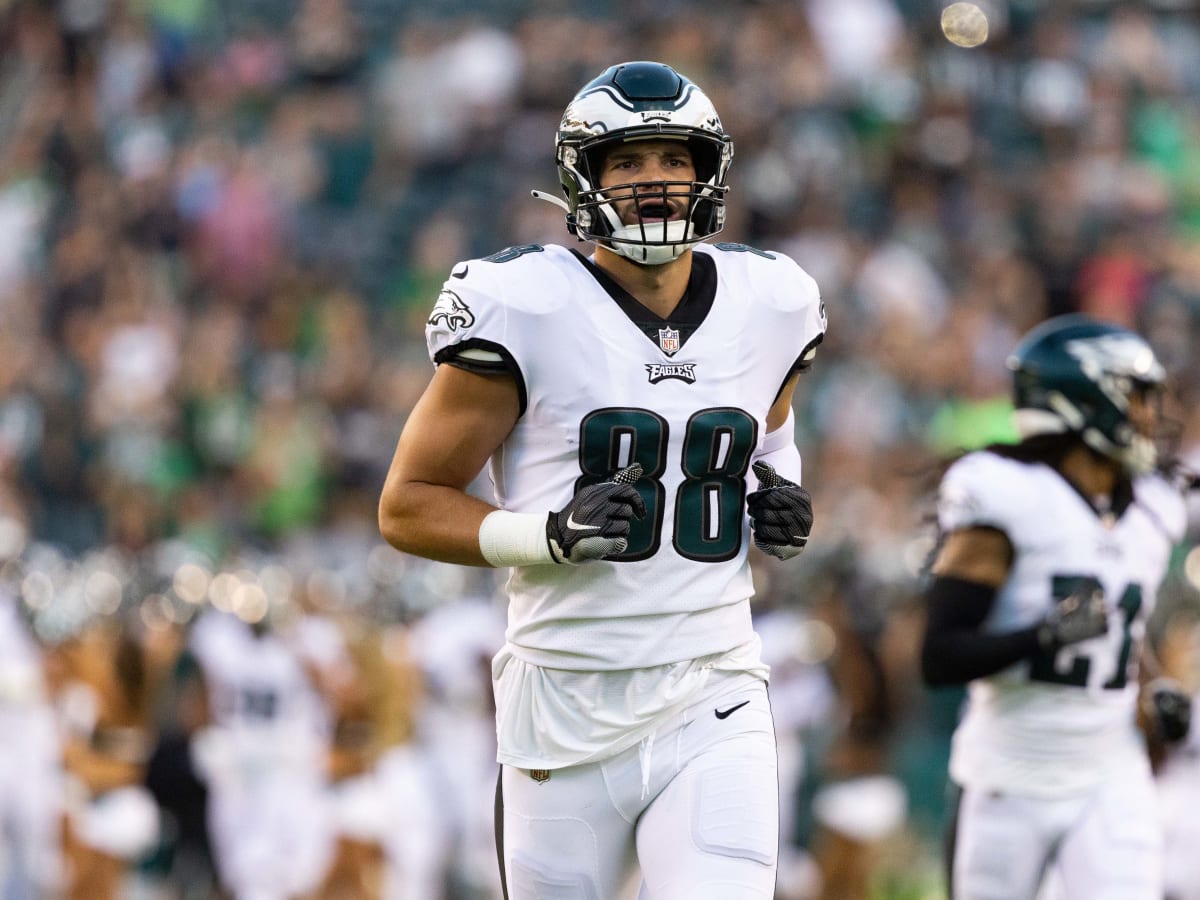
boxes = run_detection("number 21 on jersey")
[1030,574,1142,690]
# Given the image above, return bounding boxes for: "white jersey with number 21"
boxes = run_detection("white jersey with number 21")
[938,451,1186,797]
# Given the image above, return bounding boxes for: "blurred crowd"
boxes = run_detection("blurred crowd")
[1,0,1200,897]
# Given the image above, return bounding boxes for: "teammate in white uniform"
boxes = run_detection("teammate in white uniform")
[378,61,826,899]
[921,314,1194,900]
[188,608,336,900]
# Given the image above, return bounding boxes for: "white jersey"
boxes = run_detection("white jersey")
[937,451,1186,797]
[189,611,335,897]
[189,610,329,741]
[426,241,825,767]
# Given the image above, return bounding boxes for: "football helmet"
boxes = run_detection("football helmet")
[1007,314,1166,474]
[552,61,733,266]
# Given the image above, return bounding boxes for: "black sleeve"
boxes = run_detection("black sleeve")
[921,576,1042,687]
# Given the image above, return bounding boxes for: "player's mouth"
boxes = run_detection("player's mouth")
[635,200,682,222]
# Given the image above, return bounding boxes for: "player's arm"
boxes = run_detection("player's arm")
[920,526,1039,686]
[747,370,812,560]
[378,364,520,566]
[921,525,1110,686]
[378,363,645,567]
[1137,640,1192,757]
[766,370,802,434]
[921,525,1046,686]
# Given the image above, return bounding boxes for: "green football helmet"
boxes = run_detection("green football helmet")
[1007,314,1165,474]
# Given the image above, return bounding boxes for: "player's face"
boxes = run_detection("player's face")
[598,140,696,226]
[1127,382,1161,439]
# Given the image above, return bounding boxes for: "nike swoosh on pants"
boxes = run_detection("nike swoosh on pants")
[714,700,750,720]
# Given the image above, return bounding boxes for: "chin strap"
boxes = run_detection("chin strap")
[532,188,694,265]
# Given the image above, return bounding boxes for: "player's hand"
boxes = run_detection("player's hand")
[1037,587,1109,650]
[546,464,646,564]
[746,461,813,561]
[1141,677,1192,744]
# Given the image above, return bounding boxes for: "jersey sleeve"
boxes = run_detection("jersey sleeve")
[702,243,827,389]
[937,452,1027,536]
[424,258,528,410]
[783,260,827,373]
[738,245,827,372]
[426,263,510,368]
[1134,474,1189,544]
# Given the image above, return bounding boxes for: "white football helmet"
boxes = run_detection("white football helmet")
[550,61,733,266]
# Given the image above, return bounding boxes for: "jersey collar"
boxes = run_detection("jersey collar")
[570,249,717,356]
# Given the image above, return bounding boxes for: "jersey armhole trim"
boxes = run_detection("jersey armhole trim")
[791,332,824,373]
[435,339,528,417]
[772,332,824,404]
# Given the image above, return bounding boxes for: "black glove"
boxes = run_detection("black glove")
[1037,587,1109,650]
[746,461,813,561]
[1142,677,1192,744]
[546,464,646,564]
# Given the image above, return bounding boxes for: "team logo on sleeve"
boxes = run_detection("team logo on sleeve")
[645,362,697,384]
[428,290,475,332]
[938,483,980,521]
[657,327,680,355]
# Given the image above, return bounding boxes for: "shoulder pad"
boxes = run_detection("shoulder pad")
[1134,474,1188,543]
[938,451,1036,535]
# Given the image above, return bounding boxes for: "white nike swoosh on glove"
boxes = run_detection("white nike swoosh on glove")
[566,514,601,532]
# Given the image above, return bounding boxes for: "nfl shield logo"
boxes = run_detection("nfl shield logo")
[529,769,551,784]
[657,327,680,355]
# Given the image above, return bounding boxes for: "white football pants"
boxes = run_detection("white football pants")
[951,761,1162,900]
[498,671,778,900]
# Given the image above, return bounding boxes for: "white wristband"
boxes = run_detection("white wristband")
[478,510,555,567]
[753,409,802,484]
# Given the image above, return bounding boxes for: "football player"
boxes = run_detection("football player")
[921,314,1194,900]
[188,605,337,900]
[378,61,826,898]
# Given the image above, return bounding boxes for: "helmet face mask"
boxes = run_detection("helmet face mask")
[556,61,734,266]
[1008,315,1167,475]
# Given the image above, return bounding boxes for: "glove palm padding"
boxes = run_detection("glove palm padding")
[546,464,647,564]
[746,461,813,561]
